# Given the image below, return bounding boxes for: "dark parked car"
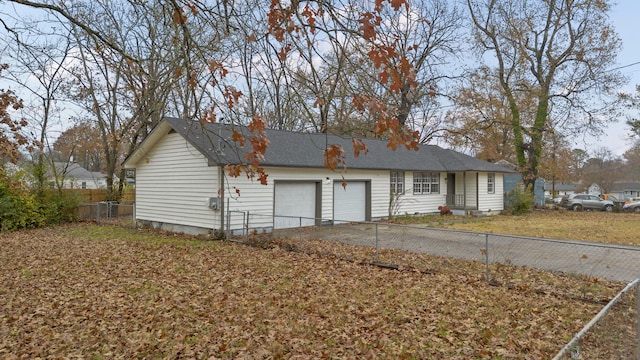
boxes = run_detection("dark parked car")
[623,201,640,213]
[601,194,627,208]
[560,194,614,212]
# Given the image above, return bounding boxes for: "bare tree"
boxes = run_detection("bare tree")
[3,0,426,182]
[466,0,625,189]
[621,144,640,182]
[582,147,622,194]
[317,0,464,141]
[66,1,191,199]
[1,21,74,193]
[370,0,463,132]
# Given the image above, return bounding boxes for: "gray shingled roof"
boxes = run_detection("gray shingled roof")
[162,117,513,173]
[50,162,105,180]
[610,182,640,192]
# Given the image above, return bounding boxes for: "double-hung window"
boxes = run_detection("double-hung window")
[487,173,495,194]
[413,172,440,195]
[390,171,404,194]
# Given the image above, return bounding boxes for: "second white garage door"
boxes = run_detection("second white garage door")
[333,181,366,223]
[274,182,317,229]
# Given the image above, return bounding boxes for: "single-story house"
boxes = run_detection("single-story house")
[123,117,513,235]
[608,182,640,201]
[48,162,110,189]
[544,182,577,198]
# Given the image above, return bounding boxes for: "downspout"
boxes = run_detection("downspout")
[219,165,225,233]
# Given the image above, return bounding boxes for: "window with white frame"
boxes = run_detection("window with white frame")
[413,172,440,194]
[487,173,495,194]
[390,171,404,194]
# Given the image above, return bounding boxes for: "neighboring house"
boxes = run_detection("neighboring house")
[123,117,514,235]
[587,183,602,196]
[2,162,23,177]
[608,182,640,201]
[544,182,577,198]
[48,162,110,189]
[496,160,545,206]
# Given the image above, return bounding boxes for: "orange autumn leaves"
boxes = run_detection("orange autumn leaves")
[1,64,40,164]
[194,0,418,186]
[225,116,270,186]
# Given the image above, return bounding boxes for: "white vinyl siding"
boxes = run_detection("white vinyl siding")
[478,172,504,212]
[135,133,220,230]
[465,172,478,209]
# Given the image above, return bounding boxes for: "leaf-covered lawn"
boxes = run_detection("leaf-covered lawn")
[0,223,623,358]
[435,210,640,246]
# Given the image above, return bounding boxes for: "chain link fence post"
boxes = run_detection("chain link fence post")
[244,211,249,242]
[299,216,303,249]
[485,233,490,283]
[226,209,230,239]
[375,222,379,263]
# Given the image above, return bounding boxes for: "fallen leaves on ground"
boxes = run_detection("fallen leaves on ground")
[0,223,627,358]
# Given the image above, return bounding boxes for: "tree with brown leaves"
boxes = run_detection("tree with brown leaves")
[0,64,35,165]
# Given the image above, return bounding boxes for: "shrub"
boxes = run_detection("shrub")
[0,169,45,230]
[504,185,534,215]
[0,168,80,231]
[38,190,81,225]
[438,205,452,215]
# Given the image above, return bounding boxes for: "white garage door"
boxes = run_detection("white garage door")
[274,182,316,229]
[333,181,366,223]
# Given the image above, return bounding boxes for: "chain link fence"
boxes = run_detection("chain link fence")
[226,211,640,283]
[75,201,135,225]
[553,279,639,359]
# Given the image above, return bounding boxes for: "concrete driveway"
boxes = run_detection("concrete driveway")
[280,223,640,282]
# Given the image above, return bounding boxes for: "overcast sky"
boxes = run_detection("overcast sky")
[1,1,638,157]
[585,1,640,156]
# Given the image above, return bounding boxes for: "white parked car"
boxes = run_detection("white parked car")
[622,201,640,213]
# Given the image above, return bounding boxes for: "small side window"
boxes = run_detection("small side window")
[487,173,495,194]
